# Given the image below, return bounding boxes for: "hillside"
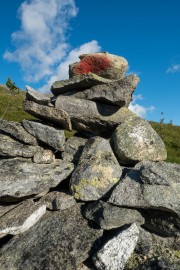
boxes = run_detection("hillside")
[0,85,179,164]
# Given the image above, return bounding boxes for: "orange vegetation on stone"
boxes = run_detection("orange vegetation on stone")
[74,55,112,75]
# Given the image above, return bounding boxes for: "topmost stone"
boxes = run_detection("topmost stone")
[69,52,128,80]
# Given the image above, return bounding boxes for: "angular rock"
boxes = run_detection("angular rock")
[0,200,46,237]
[0,203,21,218]
[23,100,72,131]
[22,120,65,151]
[0,134,42,158]
[63,136,88,164]
[62,75,139,107]
[51,73,114,95]
[55,96,130,136]
[0,204,103,270]
[93,223,139,270]
[0,119,37,145]
[0,158,74,201]
[69,52,128,80]
[33,150,55,164]
[40,191,76,211]
[83,201,144,230]
[108,161,180,215]
[135,227,153,255]
[70,137,122,201]
[26,85,52,105]
[111,117,167,164]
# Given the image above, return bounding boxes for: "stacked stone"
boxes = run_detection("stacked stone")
[0,52,179,270]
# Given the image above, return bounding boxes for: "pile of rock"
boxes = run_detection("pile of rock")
[0,52,179,270]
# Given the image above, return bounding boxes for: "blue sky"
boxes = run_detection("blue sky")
[0,0,180,125]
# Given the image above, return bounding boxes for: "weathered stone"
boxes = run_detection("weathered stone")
[23,100,72,131]
[129,258,180,270]
[0,204,103,270]
[70,136,122,201]
[40,191,76,210]
[0,200,46,237]
[0,134,42,158]
[51,73,114,95]
[0,119,37,145]
[111,117,167,164]
[62,75,139,107]
[108,161,180,215]
[22,120,65,151]
[135,227,153,255]
[93,223,139,270]
[83,201,144,230]
[26,85,53,105]
[63,136,88,164]
[0,158,74,201]
[69,52,128,80]
[0,203,21,218]
[33,150,55,164]
[55,96,131,136]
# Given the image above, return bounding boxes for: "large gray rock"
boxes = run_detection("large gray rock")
[108,161,180,215]
[22,120,65,151]
[55,96,131,136]
[51,73,114,95]
[0,158,74,201]
[111,117,167,164]
[0,134,42,158]
[93,223,139,270]
[0,119,37,145]
[61,75,139,107]
[26,85,52,105]
[83,201,144,230]
[70,137,122,201]
[23,100,72,131]
[0,200,46,237]
[69,52,128,80]
[0,204,103,270]
[0,203,21,218]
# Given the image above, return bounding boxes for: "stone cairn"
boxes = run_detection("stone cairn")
[0,52,179,270]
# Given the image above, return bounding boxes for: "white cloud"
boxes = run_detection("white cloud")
[3,0,78,82]
[129,95,155,118]
[166,64,180,73]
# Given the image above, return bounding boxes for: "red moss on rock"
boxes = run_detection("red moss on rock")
[74,55,112,75]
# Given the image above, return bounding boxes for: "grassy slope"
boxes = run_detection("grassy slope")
[0,85,179,164]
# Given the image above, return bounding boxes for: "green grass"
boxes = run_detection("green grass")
[0,85,179,163]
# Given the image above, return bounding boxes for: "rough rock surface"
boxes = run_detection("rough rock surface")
[93,223,139,270]
[108,162,180,215]
[0,158,74,201]
[0,134,41,158]
[0,204,103,270]
[69,52,128,80]
[33,149,55,164]
[111,117,167,164]
[51,73,114,95]
[0,119,37,145]
[83,201,144,230]
[26,85,52,105]
[61,75,139,107]
[40,191,76,211]
[0,200,46,237]
[22,120,65,151]
[70,137,122,201]
[23,100,72,131]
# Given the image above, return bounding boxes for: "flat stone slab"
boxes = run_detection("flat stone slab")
[0,158,74,201]
[51,73,114,95]
[22,120,65,151]
[70,136,122,201]
[0,119,37,145]
[61,74,139,107]
[0,134,42,158]
[0,200,46,237]
[23,100,72,131]
[26,85,53,105]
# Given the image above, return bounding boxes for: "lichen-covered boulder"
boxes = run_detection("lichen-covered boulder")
[70,137,122,201]
[33,149,55,164]
[69,52,128,80]
[111,117,167,164]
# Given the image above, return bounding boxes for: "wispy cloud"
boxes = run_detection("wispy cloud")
[3,0,100,87]
[166,64,180,74]
[129,95,155,118]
